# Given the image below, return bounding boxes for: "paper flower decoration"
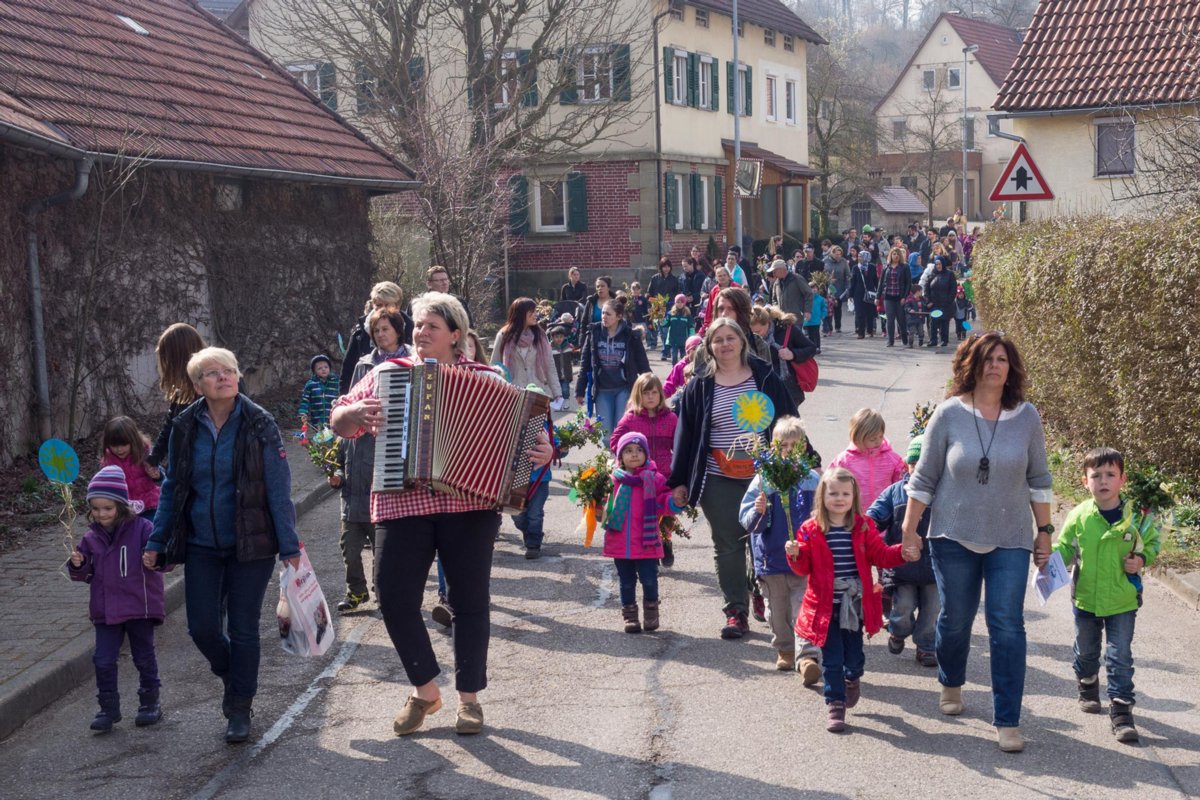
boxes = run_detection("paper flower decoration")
[732,391,775,434]
[39,439,79,484]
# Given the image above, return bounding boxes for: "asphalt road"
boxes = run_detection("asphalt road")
[2,334,1198,799]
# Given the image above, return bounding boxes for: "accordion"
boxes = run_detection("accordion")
[372,359,551,511]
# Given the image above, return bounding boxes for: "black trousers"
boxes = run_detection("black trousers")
[375,511,500,692]
[855,302,877,336]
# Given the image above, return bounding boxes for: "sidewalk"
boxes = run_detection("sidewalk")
[0,436,333,741]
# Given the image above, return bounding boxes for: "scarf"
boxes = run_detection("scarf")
[833,576,864,631]
[502,327,557,394]
[605,466,659,548]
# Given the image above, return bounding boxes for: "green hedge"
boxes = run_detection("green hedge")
[973,216,1200,484]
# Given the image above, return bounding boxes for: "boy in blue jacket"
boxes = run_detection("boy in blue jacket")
[739,417,823,683]
[867,435,939,667]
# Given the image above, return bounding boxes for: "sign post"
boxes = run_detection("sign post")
[989,142,1053,202]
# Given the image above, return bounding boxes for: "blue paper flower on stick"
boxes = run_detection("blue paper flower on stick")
[39,439,79,484]
[732,391,775,434]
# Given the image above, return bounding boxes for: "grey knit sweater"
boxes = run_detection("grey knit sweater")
[907,397,1053,550]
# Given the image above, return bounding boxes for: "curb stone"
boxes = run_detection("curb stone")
[0,475,334,742]
[1155,568,1200,611]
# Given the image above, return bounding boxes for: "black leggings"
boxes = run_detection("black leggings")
[375,510,500,692]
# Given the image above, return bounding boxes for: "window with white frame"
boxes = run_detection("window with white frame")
[764,29,775,47]
[948,67,961,89]
[672,52,688,105]
[764,75,777,120]
[893,118,907,141]
[534,178,567,231]
[699,58,713,108]
[673,174,686,230]
[737,63,750,115]
[783,34,794,52]
[669,3,683,20]
[698,175,711,230]
[288,62,335,109]
[695,8,708,27]
[579,47,613,102]
[785,80,797,124]
[737,19,744,37]
[922,68,935,90]
[497,52,520,108]
[1095,118,1136,176]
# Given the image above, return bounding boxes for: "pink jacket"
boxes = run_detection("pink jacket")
[602,463,672,560]
[663,360,690,399]
[101,450,161,511]
[609,409,679,479]
[827,438,906,508]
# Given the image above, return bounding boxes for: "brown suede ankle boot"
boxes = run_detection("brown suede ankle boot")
[622,604,641,633]
[642,600,660,631]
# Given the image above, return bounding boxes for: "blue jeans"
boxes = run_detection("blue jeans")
[613,558,659,606]
[594,388,630,432]
[1074,608,1137,704]
[930,538,1030,727]
[513,479,550,549]
[183,545,276,700]
[820,617,865,704]
[436,558,447,599]
[889,582,940,652]
[666,344,685,364]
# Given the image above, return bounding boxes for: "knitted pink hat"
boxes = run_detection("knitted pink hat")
[615,431,649,458]
[684,334,703,354]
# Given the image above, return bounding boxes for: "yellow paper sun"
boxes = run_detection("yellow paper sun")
[733,392,773,433]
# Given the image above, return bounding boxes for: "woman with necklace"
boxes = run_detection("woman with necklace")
[901,331,1053,754]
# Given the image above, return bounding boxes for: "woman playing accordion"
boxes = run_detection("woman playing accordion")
[331,292,553,737]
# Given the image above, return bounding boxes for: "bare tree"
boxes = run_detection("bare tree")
[889,80,962,226]
[254,0,653,320]
[917,0,1036,29]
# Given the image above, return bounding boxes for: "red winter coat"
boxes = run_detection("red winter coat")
[610,408,678,480]
[786,515,904,647]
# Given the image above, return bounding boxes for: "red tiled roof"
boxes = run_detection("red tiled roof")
[942,14,1023,87]
[0,0,415,188]
[995,0,1200,112]
[690,0,826,45]
[721,138,819,179]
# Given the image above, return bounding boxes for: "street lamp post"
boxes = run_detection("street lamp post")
[962,44,978,223]
[733,0,742,252]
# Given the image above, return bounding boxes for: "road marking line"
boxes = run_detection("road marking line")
[190,618,375,800]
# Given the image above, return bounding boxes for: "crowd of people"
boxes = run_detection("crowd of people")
[62,227,1159,756]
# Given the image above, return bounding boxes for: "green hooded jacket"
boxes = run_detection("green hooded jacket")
[1052,498,1160,617]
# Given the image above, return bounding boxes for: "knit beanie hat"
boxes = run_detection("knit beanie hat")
[906,435,924,465]
[674,293,688,305]
[310,354,332,373]
[87,465,131,507]
[684,334,703,354]
[616,432,649,461]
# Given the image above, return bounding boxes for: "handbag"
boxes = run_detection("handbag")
[782,327,819,393]
[711,447,756,479]
[277,544,336,657]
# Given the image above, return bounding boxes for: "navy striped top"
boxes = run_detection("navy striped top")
[705,377,761,474]
[827,526,857,609]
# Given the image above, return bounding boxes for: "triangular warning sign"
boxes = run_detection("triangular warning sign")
[990,143,1053,201]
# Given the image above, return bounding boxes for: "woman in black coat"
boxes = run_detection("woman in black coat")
[849,252,880,339]
[925,257,958,348]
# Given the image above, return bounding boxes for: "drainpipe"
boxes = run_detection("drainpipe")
[25,157,93,441]
[652,4,674,264]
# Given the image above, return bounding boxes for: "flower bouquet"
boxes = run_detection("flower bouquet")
[304,426,340,477]
[660,503,698,542]
[749,436,818,541]
[564,451,614,547]
[910,401,937,439]
[555,409,607,456]
[648,294,669,325]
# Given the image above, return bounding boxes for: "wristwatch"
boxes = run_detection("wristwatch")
[1037,524,1055,535]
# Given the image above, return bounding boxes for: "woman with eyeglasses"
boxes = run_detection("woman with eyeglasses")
[144,347,301,745]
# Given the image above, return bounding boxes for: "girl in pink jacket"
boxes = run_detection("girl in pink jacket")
[100,417,161,520]
[609,373,679,480]
[827,408,906,508]
[603,432,681,634]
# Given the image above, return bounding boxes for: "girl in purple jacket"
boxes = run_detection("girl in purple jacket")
[68,466,165,733]
[603,432,681,634]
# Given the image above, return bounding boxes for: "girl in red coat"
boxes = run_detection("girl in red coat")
[785,467,908,733]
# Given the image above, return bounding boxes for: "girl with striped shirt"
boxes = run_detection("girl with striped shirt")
[786,468,908,733]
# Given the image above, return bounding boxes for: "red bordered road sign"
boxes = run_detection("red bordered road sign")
[989,142,1053,201]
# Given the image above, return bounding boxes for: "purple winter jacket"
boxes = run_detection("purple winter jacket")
[67,516,165,625]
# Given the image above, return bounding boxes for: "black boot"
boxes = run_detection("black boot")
[1110,699,1139,743]
[136,688,162,727]
[1077,676,1101,713]
[225,696,253,743]
[90,691,121,733]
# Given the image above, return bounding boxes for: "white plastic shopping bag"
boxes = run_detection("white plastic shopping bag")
[276,544,335,656]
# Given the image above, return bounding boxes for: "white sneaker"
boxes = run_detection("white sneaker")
[551,398,565,411]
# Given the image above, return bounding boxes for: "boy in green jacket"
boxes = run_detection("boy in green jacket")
[1051,447,1160,744]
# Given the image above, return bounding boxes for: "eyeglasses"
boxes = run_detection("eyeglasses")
[201,367,238,381]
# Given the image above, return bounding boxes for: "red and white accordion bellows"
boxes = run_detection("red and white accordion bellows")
[372,359,550,511]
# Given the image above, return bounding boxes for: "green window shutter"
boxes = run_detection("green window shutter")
[517,49,538,106]
[355,62,372,114]
[664,171,677,228]
[567,171,588,232]
[687,52,698,107]
[690,173,702,229]
[317,62,337,110]
[613,44,631,101]
[663,47,674,105]
[710,58,719,111]
[726,62,734,114]
[744,66,752,116]
[558,48,578,104]
[715,175,724,232]
[509,175,529,235]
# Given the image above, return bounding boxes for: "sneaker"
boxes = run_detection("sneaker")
[431,597,453,628]
[1110,700,1139,743]
[916,649,938,668]
[798,657,822,686]
[1078,676,1102,713]
[887,635,905,655]
[336,591,369,613]
[751,591,766,623]
[826,701,846,733]
[720,610,749,640]
[844,678,861,709]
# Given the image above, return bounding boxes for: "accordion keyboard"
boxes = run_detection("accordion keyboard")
[373,364,412,492]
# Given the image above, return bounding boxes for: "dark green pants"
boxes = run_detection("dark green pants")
[699,473,753,615]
